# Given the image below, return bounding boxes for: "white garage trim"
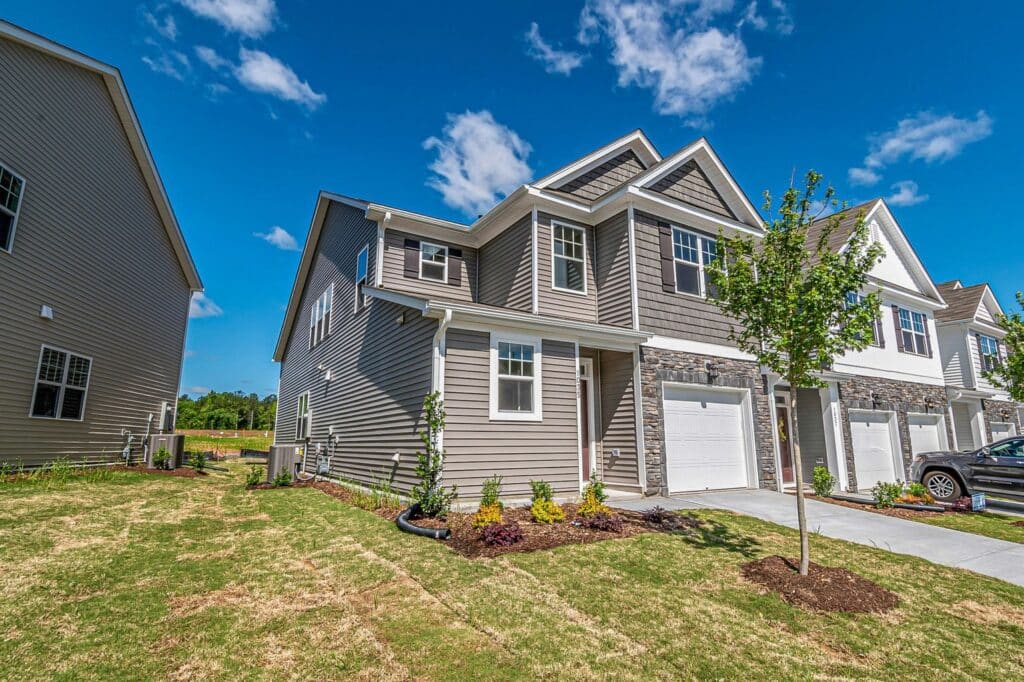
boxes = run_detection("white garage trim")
[990,421,1017,441]
[907,412,949,455]
[661,381,759,493]
[848,409,904,489]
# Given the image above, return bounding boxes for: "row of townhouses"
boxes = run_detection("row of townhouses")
[272,130,1021,500]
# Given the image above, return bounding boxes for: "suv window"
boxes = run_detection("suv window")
[989,439,1024,458]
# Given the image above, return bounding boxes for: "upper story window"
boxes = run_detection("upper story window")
[355,245,369,310]
[489,334,542,421]
[845,292,884,346]
[295,392,311,440]
[896,307,930,356]
[978,334,1000,372]
[419,242,447,282]
[671,226,718,298]
[309,285,333,348]
[0,163,25,253]
[552,222,586,293]
[31,346,91,421]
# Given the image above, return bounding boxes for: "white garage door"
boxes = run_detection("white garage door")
[664,386,750,493]
[907,413,944,455]
[991,422,1017,441]
[849,411,899,490]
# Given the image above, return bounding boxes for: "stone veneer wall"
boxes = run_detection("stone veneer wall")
[639,346,776,494]
[837,376,952,491]
[981,399,1023,440]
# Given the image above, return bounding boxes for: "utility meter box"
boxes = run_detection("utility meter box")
[148,434,185,469]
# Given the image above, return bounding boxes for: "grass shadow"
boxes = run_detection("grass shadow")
[672,514,762,558]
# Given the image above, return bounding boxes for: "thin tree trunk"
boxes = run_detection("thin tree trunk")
[789,385,810,576]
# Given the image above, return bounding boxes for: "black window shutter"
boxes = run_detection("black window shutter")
[923,314,933,357]
[875,316,885,348]
[403,238,420,278]
[658,222,675,293]
[892,305,905,353]
[448,247,463,287]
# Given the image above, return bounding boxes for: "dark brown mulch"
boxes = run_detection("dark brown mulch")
[804,494,943,519]
[741,555,900,613]
[1013,520,1024,528]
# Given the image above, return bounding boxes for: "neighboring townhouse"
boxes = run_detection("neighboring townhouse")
[935,280,1022,447]
[0,22,202,466]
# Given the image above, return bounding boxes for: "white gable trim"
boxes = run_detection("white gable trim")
[533,129,661,190]
[854,200,945,305]
[978,284,1006,321]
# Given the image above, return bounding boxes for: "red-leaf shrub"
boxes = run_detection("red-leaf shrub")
[481,522,524,546]
[581,512,623,533]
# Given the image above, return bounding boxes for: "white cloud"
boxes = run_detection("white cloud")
[189,292,223,318]
[142,50,191,80]
[177,0,277,37]
[195,45,232,71]
[578,0,762,123]
[887,180,929,207]
[184,349,196,358]
[254,225,299,251]
[738,2,767,30]
[234,48,326,109]
[770,0,794,35]
[424,110,533,217]
[850,110,993,186]
[525,22,585,75]
[143,8,179,41]
[186,385,211,395]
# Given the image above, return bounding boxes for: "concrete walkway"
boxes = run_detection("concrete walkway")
[612,489,1024,588]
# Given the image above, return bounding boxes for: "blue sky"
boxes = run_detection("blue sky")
[6,1,1022,398]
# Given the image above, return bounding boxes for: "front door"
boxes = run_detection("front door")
[775,394,795,485]
[579,359,596,484]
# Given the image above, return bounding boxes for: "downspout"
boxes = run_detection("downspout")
[431,309,453,458]
[531,205,539,314]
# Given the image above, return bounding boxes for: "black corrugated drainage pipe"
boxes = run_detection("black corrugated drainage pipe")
[396,503,450,540]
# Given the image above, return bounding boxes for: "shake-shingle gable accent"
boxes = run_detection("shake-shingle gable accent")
[554,150,646,201]
[648,159,735,219]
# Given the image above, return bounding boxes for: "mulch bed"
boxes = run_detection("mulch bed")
[803,494,944,519]
[742,555,900,613]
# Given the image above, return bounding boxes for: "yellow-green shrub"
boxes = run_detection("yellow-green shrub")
[576,487,610,518]
[530,499,565,524]
[472,502,503,529]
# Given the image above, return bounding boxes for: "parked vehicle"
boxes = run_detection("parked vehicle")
[910,437,1024,502]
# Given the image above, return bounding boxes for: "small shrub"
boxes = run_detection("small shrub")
[245,465,264,487]
[187,450,206,472]
[576,486,611,518]
[872,480,904,509]
[480,522,524,547]
[151,448,171,470]
[411,392,458,517]
[370,478,401,511]
[811,466,836,497]
[529,479,554,503]
[480,475,504,510]
[272,469,292,487]
[0,461,13,480]
[473,502,503,529]
[581,474,607,504]
[530,499,565,524]
[581,512,623,533]
[642,506,674,526]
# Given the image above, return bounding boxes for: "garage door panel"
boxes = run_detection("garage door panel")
[850,411,898,490]
[664,386,750,493]
[908,414,944,455]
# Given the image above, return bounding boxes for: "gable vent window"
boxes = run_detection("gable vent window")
[894,306,931,357]
[309,285,333,348]
[419,242,448,282]
[0,163,25,253]
[31,346,91,420]
[295,392,311,440]
[979,334,1000,372]
[355,245,369,310]
[552,222,586,293]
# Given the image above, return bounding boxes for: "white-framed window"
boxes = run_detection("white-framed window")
[309,285,333,348]
[897,308,928,355]
[355,244,369,310]
[671,226,719,297]
[30,346,92,421]
[0,162,25,253]
[845,292,883,346]
[551,221,586,293]
[295,391,311,440]
[489,333,542,421]
[979,334,1000,372]
[419,241,447,282]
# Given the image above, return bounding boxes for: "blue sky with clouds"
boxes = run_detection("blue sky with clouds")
[6,1,1022,398]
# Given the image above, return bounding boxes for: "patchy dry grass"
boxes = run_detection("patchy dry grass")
[1,465,1022,680]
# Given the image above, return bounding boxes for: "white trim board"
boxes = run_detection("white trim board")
[645,336,756,362]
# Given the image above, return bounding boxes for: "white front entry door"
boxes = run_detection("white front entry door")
[663,385,750,493]
[849,410,899,489]
[907,413,946,455]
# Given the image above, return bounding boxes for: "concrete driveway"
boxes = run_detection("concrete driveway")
[612,489,1024,588]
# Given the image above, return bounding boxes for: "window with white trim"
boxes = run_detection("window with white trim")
[30,346,91,420]
[309,285,333,348]
[489,335,542,421]
[897,308,928,355]
[979,334,1000,372]
[419,242,447,282]
[0,163,25,253]
[355,245,369,310]
[672,226,719,297]
[845,292,883,346]
[552,222,586,293]
[295,392,311,440]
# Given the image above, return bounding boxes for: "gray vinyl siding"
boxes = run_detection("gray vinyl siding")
[276,201,437,492]
[598,349,639,487]
[477,213,533,311]
[594,210,634,328]
[379,228,477,302]
[633,210,738,345]
[649,159,735,219]
[442,329,579,498]
[536,212,598,322]
[554,150,646,201]
[938,328,971,388]
[0,37,191,466]
[796,388,827,481]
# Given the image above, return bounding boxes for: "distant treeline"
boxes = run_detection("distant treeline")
[176,391,277,430]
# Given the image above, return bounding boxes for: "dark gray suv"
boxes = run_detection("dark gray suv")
[910,437,1024,502]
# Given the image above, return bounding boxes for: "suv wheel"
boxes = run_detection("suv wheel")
[923,470,961,502]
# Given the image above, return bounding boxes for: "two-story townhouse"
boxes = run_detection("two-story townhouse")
[935,280,1022,447]
[0,21,202,466]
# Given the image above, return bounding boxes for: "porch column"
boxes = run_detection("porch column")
[824,382,849,492]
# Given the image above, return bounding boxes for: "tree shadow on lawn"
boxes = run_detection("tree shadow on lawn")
[669,514,762,558]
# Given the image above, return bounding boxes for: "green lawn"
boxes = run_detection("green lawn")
[2,465,1023,680]
[183,434,273,454]
[920,510,1024,544]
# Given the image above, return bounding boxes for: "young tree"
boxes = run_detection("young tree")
[411,391,458,517]
[983,292,1024,402]
[708,172,884,575]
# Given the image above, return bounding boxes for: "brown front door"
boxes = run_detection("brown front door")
[580,376,591,480]
[776,397,795,485]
